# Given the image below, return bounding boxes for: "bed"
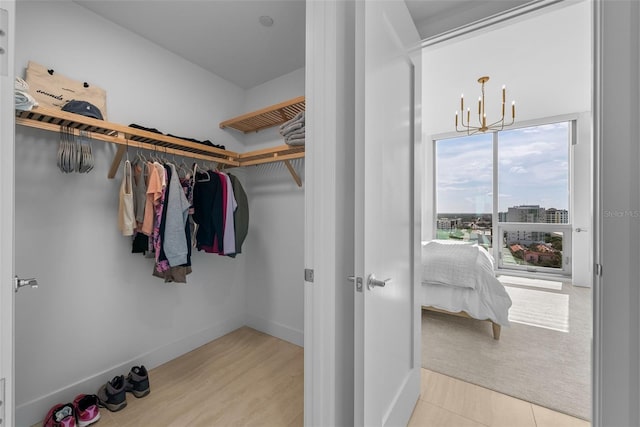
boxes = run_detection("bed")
[421,240,512,340]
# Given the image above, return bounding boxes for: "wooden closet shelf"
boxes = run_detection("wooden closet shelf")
[238,144,305,166]
[219,96,305,133]
[16,106,305,186]
[16,106,235,159]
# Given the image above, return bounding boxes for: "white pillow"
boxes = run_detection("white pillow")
[421,241,479,289]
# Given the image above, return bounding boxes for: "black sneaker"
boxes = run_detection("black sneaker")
[96,375,127,412]
[125,365,150,398]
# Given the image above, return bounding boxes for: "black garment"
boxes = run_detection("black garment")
[166,134,225,150]
[129,123,163,134]
[156,165,172,265]
[179,177,193,267]
[131,232,149,254]
[192,170,224,252]
[127,125,225,150]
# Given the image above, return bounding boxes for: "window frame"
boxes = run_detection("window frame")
[430,113,579,278]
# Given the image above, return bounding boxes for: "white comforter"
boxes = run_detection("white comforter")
[421,240,512,326]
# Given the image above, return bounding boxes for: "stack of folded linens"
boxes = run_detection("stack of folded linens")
[279,111,305,146]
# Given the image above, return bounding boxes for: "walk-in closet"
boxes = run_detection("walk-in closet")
[12,2,306,425]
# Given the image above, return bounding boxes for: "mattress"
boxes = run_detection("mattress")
[421,240,512,326]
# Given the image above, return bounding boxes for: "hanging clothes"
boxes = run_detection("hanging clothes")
[212,170,228,254]
[148,163,194,283]
[131,232,149,254]
[190,169,249,258]
[192,169,224,253]
[179,174,194,265]
[218,172,237,256]
[228,173,249,257]
[162,163,190,267]
[152,162,170,275]
[118,160,135,236]
[141,162,162,236]
[132,160,147,228]
[130,159,149,254]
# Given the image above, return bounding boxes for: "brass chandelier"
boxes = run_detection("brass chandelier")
[455,76,515,135]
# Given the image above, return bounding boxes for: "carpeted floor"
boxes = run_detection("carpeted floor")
[422,277,591,421]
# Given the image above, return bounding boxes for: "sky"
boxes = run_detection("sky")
[436,121,569,214]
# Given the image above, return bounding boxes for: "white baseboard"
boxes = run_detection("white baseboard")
[245,314,304,347]
[16,315,245,427]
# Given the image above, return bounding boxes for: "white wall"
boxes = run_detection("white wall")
[422,1,591,136]
[421,0,592,285]
[242,67,305,346]
[14,2,250,425]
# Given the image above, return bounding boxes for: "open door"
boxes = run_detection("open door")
[0,1,15,425]
[353,0,422,425]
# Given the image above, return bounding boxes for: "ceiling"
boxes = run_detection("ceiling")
[75,0,530,90]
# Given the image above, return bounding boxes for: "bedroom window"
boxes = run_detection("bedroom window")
[434,120,572,276]
[497,122,571,275]
[435,133,493,248]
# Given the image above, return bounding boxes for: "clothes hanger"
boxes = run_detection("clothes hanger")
[194,162,210,182]
[180,157,191,178]
[149,143,160,163]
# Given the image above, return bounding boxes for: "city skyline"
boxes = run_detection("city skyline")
[436,122,569,214]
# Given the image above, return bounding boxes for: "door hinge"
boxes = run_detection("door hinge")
[0,377,5,425]
[304,268,314,283]
[595,263,603,277]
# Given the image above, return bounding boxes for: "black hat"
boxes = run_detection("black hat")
[61,100,104,120]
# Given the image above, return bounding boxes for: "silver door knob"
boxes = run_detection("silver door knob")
[367,274,391,290]
[14,276,38,293]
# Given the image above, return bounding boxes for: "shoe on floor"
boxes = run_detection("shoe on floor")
[73,394,101,427]
[96,375,127,412]
[125,365,150,398]
[43,403,76,427]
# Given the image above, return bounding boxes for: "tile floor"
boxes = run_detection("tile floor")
[409,369,591,427]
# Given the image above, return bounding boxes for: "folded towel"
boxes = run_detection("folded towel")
[283,127,305,139]
[15,90,38,111]
[279,111,305,131]
[286,137,305,146]
[286,132,305,145]
[280,121,305,136]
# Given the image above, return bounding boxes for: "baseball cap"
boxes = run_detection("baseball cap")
[61,100,104,120]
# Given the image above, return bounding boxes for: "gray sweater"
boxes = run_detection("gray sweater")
[163,163,190,267]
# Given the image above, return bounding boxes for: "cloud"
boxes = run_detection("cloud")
[435,122,570,212]
[509,166,528,174]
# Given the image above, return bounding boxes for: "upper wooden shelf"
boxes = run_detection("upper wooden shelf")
[15,105,305,186]
[219,96,305,134]
[16,106,237,164]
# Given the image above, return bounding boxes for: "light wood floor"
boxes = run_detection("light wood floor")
[36,327,589,426]
[411,369,590,427]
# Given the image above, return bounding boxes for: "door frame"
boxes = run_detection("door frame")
[0,1,15,426]
[304,1,356,425]
[304,0,616,426]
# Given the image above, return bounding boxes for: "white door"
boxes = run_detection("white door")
[0,1,15,426]
[354,0,422,425]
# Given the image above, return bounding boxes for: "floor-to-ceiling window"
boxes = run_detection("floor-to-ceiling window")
[435,119,573,276]
[435,133,493,245]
